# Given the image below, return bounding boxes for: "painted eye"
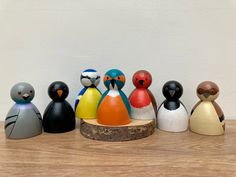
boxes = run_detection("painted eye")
[165,87,168,91]
[136,78,138,81]
[30,90,33,93]
[104,75,111,82]
[18,91,21,95]
[145,78,148,81]
[198,88,204,94]
[176,87,180,91]
[115,75,125,83]
[210,89,215,94]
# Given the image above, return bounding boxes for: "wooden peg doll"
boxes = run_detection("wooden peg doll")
[157,80,188,132]
[97,69,131,125]
[75,69,102,119]
[190,81,225,135]
[5,82,42,139]
[129,70,157,120]
[43,81,75,133]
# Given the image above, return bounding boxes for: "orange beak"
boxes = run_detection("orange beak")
[57,89,63,97]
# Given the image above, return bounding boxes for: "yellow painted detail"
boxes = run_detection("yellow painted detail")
[190,101,224,135]
[76,88,101,119]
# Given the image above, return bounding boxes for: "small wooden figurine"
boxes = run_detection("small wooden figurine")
[129,70,157,120]
[97,69,131,125]
[190,81,225,135]
[75,69,102,119]
[5,82,42,139]
[157,80,188,132]
[43,81,75,133]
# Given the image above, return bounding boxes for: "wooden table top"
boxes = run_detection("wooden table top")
[0,121,235,177]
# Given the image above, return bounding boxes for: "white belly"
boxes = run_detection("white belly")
[190,101,224,135]
[131,103,156,120]
[157,103,188,132]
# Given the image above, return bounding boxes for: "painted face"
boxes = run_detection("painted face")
[162,80,183,100]
[103,69,126,90]
[11,82,35,103]
[132,70,152,89]
[80,69,100,87]
[48,81,69,101]
[197,81,219,101]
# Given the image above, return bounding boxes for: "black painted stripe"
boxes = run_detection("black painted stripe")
[190,109,194,115]
[81,75,91,79]
[5,121,16,129]
[219,115,224,122]
[5,115,18,120]
[38,116,42,120]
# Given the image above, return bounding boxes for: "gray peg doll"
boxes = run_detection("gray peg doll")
[5,82,42,139]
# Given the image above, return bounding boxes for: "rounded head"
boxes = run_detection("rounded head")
[48,81,69,101]
[80,69,100,87]
[103,69,125,90]
[162,80,183,100]
[197,81,219,101]
[10,82,35,103]
[132,70,152,89]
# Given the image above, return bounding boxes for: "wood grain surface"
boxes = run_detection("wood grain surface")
[0,121,235,177]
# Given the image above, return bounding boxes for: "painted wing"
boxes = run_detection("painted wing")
[74,87,87,110]
[147,89,158,117]
[179,101,188,114]
[212,101,225,130]
[119,90,131,115]
[157,101,164,113]
[5,104,20,138]
[97,90,109,108]
[190,101,201,115]
[96,87,102,95]
[32,103,42,121]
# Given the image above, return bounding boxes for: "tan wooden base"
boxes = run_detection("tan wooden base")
[80,119,155,141]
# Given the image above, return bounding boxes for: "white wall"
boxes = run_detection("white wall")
[0,0,236,120]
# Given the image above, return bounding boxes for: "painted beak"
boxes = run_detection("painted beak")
[110,79,116,88]
[22,93,29,100]
[57,89,63,97]
[203,93,210,98]
[169,90,175,97]
[90,78,96,84]
[139,80,145,85]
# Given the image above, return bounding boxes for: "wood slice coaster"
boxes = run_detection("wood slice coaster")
[80,119,155,141]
